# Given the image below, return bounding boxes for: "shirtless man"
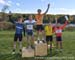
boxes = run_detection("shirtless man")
[35,4,50,43]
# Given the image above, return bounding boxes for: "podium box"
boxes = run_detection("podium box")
[34,41,47,56]
[22,47,34,57]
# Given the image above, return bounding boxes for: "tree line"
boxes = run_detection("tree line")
[0,12,75,24]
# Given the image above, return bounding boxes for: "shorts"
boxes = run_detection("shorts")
[14,34,22,42]
[46,36,53,42]
[36,25,44,31]
[26,30,33,36]
[56,36,62,41]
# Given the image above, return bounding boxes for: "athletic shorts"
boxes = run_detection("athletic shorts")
[46,36,53,42]
[26,30,33,36]
[14,34,22,42]
[56,36,62,41]
[36,25,44,31]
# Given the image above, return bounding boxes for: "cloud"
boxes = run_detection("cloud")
[50,8,75,15]
[12,7,75,15]
[16,3,20,6]
[12,8,36,14]
[8,1,12,3]
[0,0,5,4]
[0,0,11,6]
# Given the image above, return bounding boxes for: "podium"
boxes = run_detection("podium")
[34,41,47,56]
[22,47,34,57]
[22,41,48,57]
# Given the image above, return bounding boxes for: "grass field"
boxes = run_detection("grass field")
[0,31,75,60]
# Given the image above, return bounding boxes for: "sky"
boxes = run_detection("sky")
[0,0,75,15]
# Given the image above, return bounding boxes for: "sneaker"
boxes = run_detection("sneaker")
[19,49,22,54]
[31,45,35,49]
[37,40,40,43]
[12,50,15,55]
[19,49,22,52]
[42,40,46,43]
[12,52,15,55]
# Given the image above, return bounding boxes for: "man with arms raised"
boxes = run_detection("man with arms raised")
[35,4,50,43]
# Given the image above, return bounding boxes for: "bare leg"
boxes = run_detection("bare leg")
[13,41,17,51]
[29,36,32,48]
[27,35,30,48]
[19,41,22,51]
[42,30,45,40]
[31,36,34,46]
[46,41,49,55]
[56,41,59,52]
[50,41,52,56]
[59,41,63,52]
[56,41,59,49]
[12,41,17,54]
[60,41,63,49]
[37,31,40,40]
[50,41,52,49]
[37,31,40,43]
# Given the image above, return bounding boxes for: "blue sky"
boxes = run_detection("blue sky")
[0,0,75,15]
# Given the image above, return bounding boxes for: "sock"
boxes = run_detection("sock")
[50,48,52,51]
[13,49,15,52]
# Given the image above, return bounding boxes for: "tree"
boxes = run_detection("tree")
[1,5,9,21]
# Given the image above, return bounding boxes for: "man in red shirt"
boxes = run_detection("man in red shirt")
[54,16,69,52]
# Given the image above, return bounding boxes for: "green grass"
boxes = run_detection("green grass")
[0,31,75,60]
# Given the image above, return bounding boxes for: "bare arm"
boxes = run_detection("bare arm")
[43,4,50,15]
[55,17,58,25]
[53,17,58,32]
[9,16,16,24]
[61,16,69,29]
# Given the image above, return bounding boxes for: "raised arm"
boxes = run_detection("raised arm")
[43,4,50,15]
[61,21,68,29]
[9,16,16,24]
[55,17,58,25]
[61,16,69,29]
[53,17,58,32]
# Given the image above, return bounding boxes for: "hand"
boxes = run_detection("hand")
[65,16,68,21]
[55,17,58,23]
[48,3,50,7]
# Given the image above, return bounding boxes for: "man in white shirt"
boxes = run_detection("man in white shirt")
[24,15,36,49]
